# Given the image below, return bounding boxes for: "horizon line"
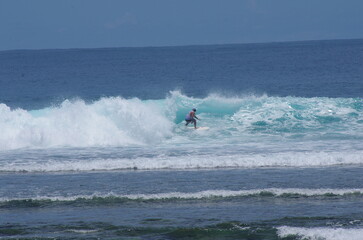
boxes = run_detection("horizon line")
[1,37,362,53]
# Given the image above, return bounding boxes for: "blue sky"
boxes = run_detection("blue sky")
[0,0,362,50]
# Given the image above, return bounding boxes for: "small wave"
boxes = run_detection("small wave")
[2,188,362,208]
[277,226,363,240]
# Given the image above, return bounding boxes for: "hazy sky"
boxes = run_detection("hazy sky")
[1,0,362,50]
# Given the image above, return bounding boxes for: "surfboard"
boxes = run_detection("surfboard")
[187,126,209,130]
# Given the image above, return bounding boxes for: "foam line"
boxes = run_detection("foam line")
[1,151,362,172]
[2,188,363,203]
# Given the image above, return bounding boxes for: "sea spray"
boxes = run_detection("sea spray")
[0,97,174,150]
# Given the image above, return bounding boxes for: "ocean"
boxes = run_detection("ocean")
[0,39,362,239]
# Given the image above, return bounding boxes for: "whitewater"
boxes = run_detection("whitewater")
[0,91,362,172]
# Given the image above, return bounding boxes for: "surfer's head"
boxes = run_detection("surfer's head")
[192,108,196,112]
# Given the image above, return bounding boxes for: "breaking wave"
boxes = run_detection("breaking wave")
[0,91,362,151]
[2,188,363,208]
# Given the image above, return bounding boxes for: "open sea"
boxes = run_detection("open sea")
[0,39,363,239]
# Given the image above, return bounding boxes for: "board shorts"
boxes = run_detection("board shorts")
[185,118,196,123]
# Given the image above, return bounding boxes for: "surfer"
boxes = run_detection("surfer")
[185,108,200,129]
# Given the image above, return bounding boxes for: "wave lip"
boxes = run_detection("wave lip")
[277,226,363,240]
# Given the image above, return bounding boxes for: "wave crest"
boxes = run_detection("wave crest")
[2,188,362,208]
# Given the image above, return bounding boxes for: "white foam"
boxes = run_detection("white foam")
[277,226,363,240]
[67,229,99,234]
[231,96,362,132]
[1,150,362,172]
[0,98,173,150]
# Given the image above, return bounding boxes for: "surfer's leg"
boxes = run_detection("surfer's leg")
[185,120,190,126]
[192,119,196,128]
